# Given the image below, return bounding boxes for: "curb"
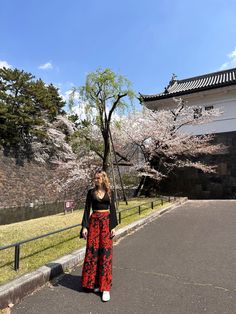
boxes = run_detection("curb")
[0,197,188,310]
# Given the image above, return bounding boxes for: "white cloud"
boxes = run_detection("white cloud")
[60,89,79,103]
[0,60,12,69]
[74,102,93,121]
[220,47,236,70]
[54,82,63,88]
[38,62,53,70]
[228,48,236,59]
[62,90,91,120]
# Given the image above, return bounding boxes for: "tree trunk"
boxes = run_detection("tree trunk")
[102,130,110,172]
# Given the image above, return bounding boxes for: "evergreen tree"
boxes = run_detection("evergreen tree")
[0,67,65,161]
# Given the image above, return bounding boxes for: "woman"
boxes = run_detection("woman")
[81,170,118,302]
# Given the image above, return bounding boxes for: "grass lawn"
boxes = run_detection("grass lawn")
[0,197,171,286]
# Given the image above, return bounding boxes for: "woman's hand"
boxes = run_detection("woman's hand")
[82,227,88,239]
[110,228,116,238]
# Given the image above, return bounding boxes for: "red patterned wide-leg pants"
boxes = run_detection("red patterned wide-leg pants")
[81,211,113,291]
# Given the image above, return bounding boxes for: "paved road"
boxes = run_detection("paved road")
[12,201,236,314]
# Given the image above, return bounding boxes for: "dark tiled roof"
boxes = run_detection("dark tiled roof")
[140,67,236,101]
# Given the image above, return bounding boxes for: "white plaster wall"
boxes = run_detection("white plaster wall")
[182,98,236,135]
[145,86,236,135]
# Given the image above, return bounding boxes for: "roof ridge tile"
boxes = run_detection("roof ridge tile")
[141,67,236,101]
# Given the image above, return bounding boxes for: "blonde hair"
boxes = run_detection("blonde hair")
[94,170,112,202]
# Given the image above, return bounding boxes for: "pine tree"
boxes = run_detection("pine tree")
[0,67,65,161]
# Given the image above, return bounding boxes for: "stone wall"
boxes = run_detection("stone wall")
[156,131,236,199]
[0,151,83,225]
[0,151,63,209]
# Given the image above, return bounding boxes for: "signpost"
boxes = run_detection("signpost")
[64,200,75,214]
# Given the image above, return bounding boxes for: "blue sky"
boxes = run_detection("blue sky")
[1,0,236,112]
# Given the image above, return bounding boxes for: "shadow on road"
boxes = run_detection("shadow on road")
[51,272,97,295]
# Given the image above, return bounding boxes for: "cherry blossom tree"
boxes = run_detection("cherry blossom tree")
[109,98,226,194]
[31,114,100,198]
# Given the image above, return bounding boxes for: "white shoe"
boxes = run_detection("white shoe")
[102,291,110,302]
[94,287,99,293]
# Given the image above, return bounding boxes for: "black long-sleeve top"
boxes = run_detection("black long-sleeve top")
[81,188,118,231]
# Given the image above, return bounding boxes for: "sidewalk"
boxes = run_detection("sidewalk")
[0,198,187,311]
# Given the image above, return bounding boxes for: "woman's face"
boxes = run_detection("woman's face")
[94,173,103,187]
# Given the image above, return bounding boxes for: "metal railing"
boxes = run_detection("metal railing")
[0,223,82,271]
[0,196,175,271]
[118,195,175,223]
